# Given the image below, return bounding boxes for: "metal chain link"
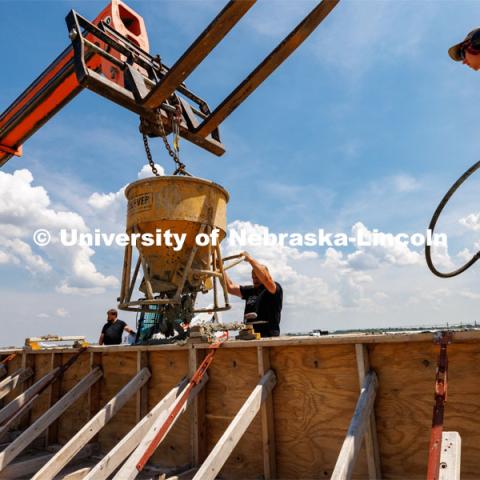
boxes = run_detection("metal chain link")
[141,106,191,177]
[142,132,160,176]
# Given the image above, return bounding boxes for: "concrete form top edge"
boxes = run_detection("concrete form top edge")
[1,328,480,354]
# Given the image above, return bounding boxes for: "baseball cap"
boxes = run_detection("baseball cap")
[449,28,480,61]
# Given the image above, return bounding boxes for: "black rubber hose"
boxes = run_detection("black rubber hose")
[425,160,480,278]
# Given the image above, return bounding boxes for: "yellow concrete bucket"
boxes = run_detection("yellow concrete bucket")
[124,176,229,295]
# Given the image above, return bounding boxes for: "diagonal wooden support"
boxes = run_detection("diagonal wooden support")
[192,369,277,480]
[113,373,209,480]
[32,367,151,480]
[85,378,189,480]
[0,367,102,472]
[331,370,379,480]
[0,443,98,480]
[143,0,256,109]
[0,367,61,441]
[61,467,92,479]
[0,451,56,480]
[355,344,381,479]
[0,368,33,400]
[136,351,149,424]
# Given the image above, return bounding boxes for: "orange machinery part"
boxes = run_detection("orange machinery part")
[0,0,149,166]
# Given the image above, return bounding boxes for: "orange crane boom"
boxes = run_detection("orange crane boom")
[0,0,340,168]
[0,0,150,166]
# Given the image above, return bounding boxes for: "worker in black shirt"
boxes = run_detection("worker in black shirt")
[99,308,136,345]
[224,252,283,337]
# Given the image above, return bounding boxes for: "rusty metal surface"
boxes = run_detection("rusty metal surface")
[119,176,229,309]
[427,331,453,480]
[143,0,256,110]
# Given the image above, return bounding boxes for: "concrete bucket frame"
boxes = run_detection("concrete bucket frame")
[118,175,236,313]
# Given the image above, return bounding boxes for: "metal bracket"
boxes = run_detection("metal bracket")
[0,144,22,157]
[64,9,225,156]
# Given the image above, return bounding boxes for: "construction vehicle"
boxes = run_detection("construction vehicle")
[0,0,340,340]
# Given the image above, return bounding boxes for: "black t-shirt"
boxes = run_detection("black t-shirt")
[101,319,127,345]
[240,282,283,337]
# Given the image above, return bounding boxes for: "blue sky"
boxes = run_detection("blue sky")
[2,0,480,345]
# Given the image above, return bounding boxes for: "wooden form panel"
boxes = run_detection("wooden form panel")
[56,351,91,444]
[270,344,369,479]
[445,344,480,480]
[3,354,23,405]
[96,352,138,452]
[7,334,480,479]
[369,341,436,480]
[205,347,263,479]
[29,353,54,423]
[369,341,480,480]
[148,349,191,469]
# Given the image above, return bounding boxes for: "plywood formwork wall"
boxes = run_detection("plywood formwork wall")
[1,332,480,479]
[270,344,369,479]
[56,351,91,445]
[148,349,191,469]
[1,354,22,406]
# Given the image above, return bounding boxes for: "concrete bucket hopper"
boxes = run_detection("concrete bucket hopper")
[118,175,234,314]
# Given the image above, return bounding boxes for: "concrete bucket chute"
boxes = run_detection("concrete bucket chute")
[118,175,234,323]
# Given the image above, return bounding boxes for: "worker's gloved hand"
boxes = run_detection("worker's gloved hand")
[242,251,252,263]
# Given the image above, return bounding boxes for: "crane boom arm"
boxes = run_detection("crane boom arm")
[0,0,152,166]
[0,0,341,167]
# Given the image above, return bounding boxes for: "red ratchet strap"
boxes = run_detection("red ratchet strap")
[426,331,452,480]
[136,332,228,472]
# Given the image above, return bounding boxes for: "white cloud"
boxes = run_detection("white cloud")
[0,250,12,264]
[55,308,69,318]
[88,190,125,210]
[56,283,107,296]
[217,219,471,332]
[459,212,480,231]
[459,290,480,300]
[1,167,478,338]
[86,163,166,235]
[0,170,85,233]
[393,174,421,193]
[1,238,51,273]
[137,164,165,179]
[0,169,118,293]
[87,186,127,236]
[220,220,419,327]
[348,222,420,268]
[427,242,455,272]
